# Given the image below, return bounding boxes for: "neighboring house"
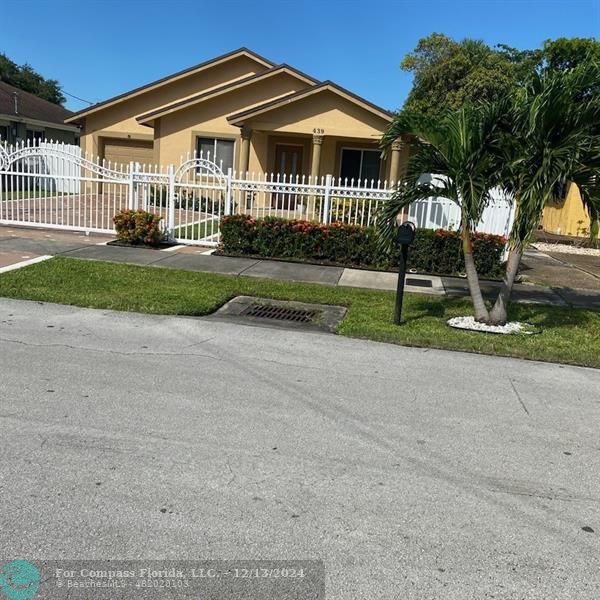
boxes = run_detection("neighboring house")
[542,183,591,237]
[65,48,408,183]
[0,81,79,145]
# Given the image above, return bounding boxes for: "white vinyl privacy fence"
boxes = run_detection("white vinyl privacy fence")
[38,141,81,193]
[0,140,515,246]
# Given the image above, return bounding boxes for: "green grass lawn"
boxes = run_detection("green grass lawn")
[0,256,598,368]
[173,218,220,241]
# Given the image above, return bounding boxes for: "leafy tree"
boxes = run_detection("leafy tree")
[542,37,600,70]
[496,44,543,82]
[0,53,65,105]
[400,35,600,117]
[400,33,530,116]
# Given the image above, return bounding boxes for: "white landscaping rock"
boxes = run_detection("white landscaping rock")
[533,242,600,257]
[447,316,534,335]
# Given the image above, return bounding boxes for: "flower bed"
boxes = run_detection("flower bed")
[220,215,506,278]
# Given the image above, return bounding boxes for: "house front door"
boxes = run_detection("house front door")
[272,144,303,209]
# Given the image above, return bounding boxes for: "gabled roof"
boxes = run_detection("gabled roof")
[136,64,319,126]
[65,47,274,123]
[227,80,394,125]
[0,81,75,125]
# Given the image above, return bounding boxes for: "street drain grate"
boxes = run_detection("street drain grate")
[242,303,317,323]
[406,278,433,288]
[211,296,346,332]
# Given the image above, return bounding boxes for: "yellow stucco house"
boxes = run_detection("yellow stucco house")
[541,183,591,237]
[66,48,407,184]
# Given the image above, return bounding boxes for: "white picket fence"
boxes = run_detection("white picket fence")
[0,140,515,246]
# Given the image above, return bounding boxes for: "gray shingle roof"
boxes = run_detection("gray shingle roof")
[0,81,73,124]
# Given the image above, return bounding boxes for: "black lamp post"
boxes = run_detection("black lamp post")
[394,221,416,325]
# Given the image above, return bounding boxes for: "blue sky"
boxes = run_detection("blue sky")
[2,0,599,112]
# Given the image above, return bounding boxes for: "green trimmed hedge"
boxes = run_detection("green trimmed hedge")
[220,215,506,278]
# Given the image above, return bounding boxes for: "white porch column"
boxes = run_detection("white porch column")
[310,133,324,181]
[239,126,252,177]
[389,137,404,185]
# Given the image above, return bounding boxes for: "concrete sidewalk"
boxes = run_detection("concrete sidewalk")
[0,225,598,309]
[62,240,599,309]
[61,242,447,295]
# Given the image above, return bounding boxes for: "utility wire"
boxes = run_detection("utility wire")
[62,90,94,105]
[0,82,94,106]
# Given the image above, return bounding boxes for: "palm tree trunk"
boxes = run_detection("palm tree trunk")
[462,222,490,322]
[489,242,523,325]
[590,216,599,249]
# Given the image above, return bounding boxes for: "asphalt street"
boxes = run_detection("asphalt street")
[0,298,599,599]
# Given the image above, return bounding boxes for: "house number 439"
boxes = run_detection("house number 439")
[313,128,325,135]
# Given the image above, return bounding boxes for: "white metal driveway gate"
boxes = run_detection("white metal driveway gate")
[0,142,133,234]
[0,142,228,245]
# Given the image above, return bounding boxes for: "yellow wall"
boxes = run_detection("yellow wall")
[156,72,308,167]
[248,130,269,173]
[241,90,388,139]
[79,55,267,158]
[76,58,397,179]
[542,183,590,237]
[241,90,394,178]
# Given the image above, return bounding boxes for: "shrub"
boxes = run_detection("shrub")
[113,209,165,246]
[219,213,257,254]
[220,214,506,277]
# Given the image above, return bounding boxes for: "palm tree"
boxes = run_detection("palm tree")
[379,106,503,322]
[488,63,600,323]
[381,63,600,327]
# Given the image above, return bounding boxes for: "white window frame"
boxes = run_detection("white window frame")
[339,146,381,183]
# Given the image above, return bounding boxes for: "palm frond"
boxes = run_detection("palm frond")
[500,61,600,244]
[377,181,452,248]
